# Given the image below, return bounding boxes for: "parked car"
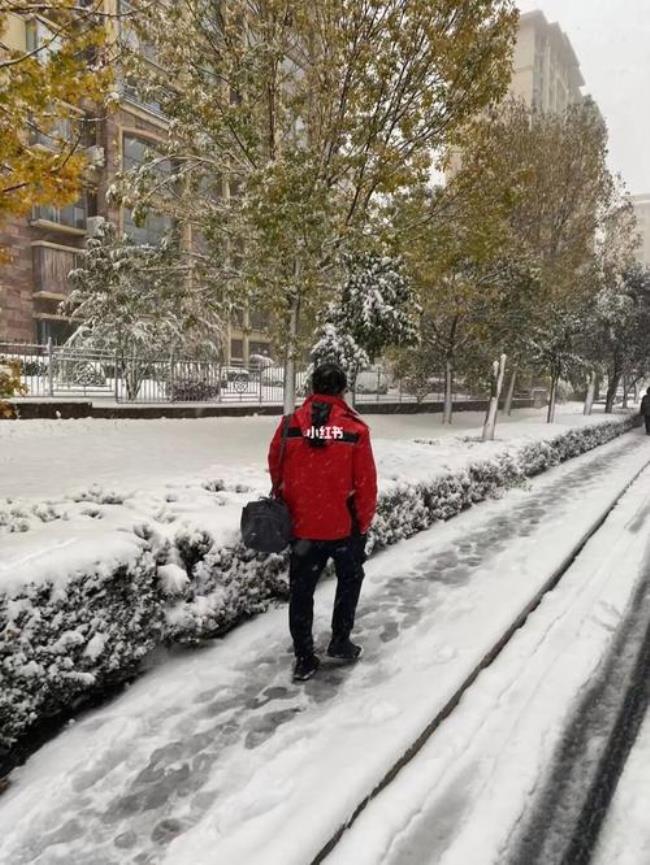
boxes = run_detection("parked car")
[248,354,275,369]
[221,366,250,387]
[249,354,275,375]
[260,366,286,388]
[354,369,389,395]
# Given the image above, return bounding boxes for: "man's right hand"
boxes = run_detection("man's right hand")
[353,533,368,564]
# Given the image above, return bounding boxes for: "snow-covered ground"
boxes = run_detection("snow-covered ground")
[1,433,648,865]
[0,404,632,599]
[0,402,623,500]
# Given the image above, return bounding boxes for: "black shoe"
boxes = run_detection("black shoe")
[327,639,362,662]
[293,654,320,681]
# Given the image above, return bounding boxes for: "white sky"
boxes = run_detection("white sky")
[517,0,650,195]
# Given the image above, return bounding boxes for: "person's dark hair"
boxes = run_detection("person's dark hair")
[311,363,347,396]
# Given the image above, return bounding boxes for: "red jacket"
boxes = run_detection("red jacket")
[268,394,378,541]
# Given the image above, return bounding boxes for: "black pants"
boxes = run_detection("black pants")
[645,416,650,435]
[289,537,365,657]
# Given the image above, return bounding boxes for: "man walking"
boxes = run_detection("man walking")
[640,386,650,435]
[268,363,378,681]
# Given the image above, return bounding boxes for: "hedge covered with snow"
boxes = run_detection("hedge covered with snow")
[0,533,161,755]
[0,414,639,753]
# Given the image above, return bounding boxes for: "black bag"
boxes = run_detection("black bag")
[240,416,293,553]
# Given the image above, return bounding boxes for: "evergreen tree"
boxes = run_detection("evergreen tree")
[65,221,224,397]
[310,253,420,390]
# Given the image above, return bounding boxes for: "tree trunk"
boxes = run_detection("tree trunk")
[622,374,629,409]
[349,363,359,409]
[605,370,620,414]
[547,373,558,423]
[583,371,596,416]
[283,290,300,415]
[483,354,507,441]
[442,358,453,424]
[504,365,517,416]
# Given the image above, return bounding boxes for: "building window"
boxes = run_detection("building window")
[25,17,61,60]
[122,134,172,244]
[31,113,96,150]
[123,134,170,175]
[230,339,244,359]
[118,1,163,114]
[121,77,163,116]
[119,0,159,62]
[36,319,75,345]
[123,208,171,246]
[249,308,268,331]
[249,340,272,358]
[33,191,96,230]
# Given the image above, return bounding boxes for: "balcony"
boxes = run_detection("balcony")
[32,243,79,297]
[31,191,96,234]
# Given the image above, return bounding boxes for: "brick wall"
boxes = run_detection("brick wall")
[0,220,38,342]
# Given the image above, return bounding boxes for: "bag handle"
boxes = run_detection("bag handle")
[271,414,291,498]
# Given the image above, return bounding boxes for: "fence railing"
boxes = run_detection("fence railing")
[1,342,484,406]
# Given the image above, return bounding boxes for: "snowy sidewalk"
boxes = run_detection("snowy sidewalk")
[1,433,649,865]
[326,448,650,865]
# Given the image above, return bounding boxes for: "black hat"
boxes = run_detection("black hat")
[312,363,348,396]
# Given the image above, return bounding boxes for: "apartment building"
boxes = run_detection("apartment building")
[631,195,650,268]
[511,10,585,112]
[0,4,271,363]
[445,9,586,180]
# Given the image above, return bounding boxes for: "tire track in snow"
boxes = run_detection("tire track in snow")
[505,541,650,865]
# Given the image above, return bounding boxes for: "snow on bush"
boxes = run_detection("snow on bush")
[368,417,638,553]
[0,414,639,751]
[0,533,162,754]
[166,544,289,644]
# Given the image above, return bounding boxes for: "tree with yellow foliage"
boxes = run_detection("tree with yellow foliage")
[0,1,112,258]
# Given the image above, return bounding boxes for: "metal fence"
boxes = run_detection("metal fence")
[1,341,481,406]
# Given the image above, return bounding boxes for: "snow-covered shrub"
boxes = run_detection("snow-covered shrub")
[170,378,221,402]
[68,362,106,387]
[0,541,162,752]
[0,502,66,535]
[165,544,289,644]
[72,485,125,505]
[174,527,215,575]
[519,416,638,476]
[370,481,431,548]
[22,358,48,377]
